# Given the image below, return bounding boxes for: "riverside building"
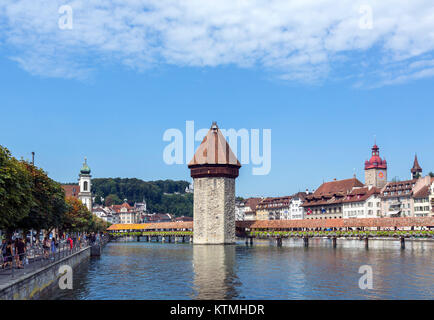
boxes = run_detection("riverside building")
[302,178,364,219]
[342,186,381,218]
[256,196,291,220]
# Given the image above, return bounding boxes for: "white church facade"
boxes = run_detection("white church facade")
[62,158,93,212]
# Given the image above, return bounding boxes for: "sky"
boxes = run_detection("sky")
[1,0,434,197]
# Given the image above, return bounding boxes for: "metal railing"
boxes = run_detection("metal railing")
[0,239,90,279]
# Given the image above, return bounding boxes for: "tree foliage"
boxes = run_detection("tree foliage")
[63,197,93,232]
[0,144,103,234]
[104,193,122,206]
[18,163,67,232]
[0,146,33,232]
[92,178,192,216]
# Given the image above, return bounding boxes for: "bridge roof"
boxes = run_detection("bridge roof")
[236,217,434,229]
[107,217,434,232]
[107,222,193,231]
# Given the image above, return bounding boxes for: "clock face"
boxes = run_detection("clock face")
[378,171,385,180]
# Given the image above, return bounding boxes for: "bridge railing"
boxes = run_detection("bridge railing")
[0,239,89,280]
[110,231,193,237]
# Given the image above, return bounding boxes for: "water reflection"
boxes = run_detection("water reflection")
[44,239,434,300]
[192,245,239,299]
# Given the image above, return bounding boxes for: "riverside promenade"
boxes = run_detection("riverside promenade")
[0,238,108,300]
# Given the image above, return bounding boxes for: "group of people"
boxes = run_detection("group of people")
[1,232,104,270]
[1,237,27,269]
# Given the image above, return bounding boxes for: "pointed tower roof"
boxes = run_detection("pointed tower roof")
[188,122,241,167]
[411,154,422,173]
[188,122,241,179]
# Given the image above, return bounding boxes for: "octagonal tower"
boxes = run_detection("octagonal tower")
[188,122,241,244]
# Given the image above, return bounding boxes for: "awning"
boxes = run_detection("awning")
[386,210,400,215]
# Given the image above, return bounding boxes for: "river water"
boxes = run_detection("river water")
[46,238,434,300]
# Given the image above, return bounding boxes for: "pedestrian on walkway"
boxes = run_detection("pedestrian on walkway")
[51,237,57,255]
[16,238,26,269]
[1,239,7,269]
[43,236,50,259]
[14,237,20,266]
[4,240,13,268]
[67,236,73,250]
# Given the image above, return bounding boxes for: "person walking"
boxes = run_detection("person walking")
[43,236,50,259]
[16,238,26,269]
[14,238,20,266]
[1,239,7,269]
[67,236,73,251]
[4,240,13,269]
[51,237,57,256]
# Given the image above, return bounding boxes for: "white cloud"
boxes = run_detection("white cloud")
[1,0,434,86]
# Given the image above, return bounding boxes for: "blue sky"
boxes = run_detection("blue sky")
[1,1,434,197]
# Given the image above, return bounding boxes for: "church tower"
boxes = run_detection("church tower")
[188,122,241,244]
[411,154,422,179]
[78,157,92,211]
[364,144,387,188]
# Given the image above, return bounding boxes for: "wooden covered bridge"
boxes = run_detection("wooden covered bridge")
[107,216,434,247]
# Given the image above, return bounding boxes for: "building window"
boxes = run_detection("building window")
[83,181,88,191]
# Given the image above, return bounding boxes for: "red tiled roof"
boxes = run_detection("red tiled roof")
[62,184,80,198]
[107,222,192,231]
[382,179,416,197]
[257,196,291,209]
[413,185,429,198]
[237,217,434,229]
[188,122,241,167]
[108,217,434,231]
[301,178,364,207]
[342,187,380,203]
[314,178,364,196]
[291,192,308,201]
[245,197,262,212]
[110,202,134,213]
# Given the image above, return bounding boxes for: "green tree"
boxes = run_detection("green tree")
[88,215,110,233]
[63,196,93,232]
[18,163,67,234]
[91,178,192,216]
[0,146,33,233]
[94,195,103,205]
[104,193,122,206]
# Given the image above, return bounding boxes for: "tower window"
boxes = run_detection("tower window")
[84,181,88,191]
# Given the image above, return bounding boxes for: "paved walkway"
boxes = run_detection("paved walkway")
[0,243,87,289]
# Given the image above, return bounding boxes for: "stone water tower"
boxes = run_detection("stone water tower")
[188,122,241,244]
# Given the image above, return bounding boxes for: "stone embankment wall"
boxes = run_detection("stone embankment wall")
[0,247,90,300]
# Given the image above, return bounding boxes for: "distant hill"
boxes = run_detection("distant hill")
[91,178,193,217]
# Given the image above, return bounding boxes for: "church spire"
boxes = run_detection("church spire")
[411,154,422,179]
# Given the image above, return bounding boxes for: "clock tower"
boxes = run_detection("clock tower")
[78,157,92,211]
[364,144,387,188]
